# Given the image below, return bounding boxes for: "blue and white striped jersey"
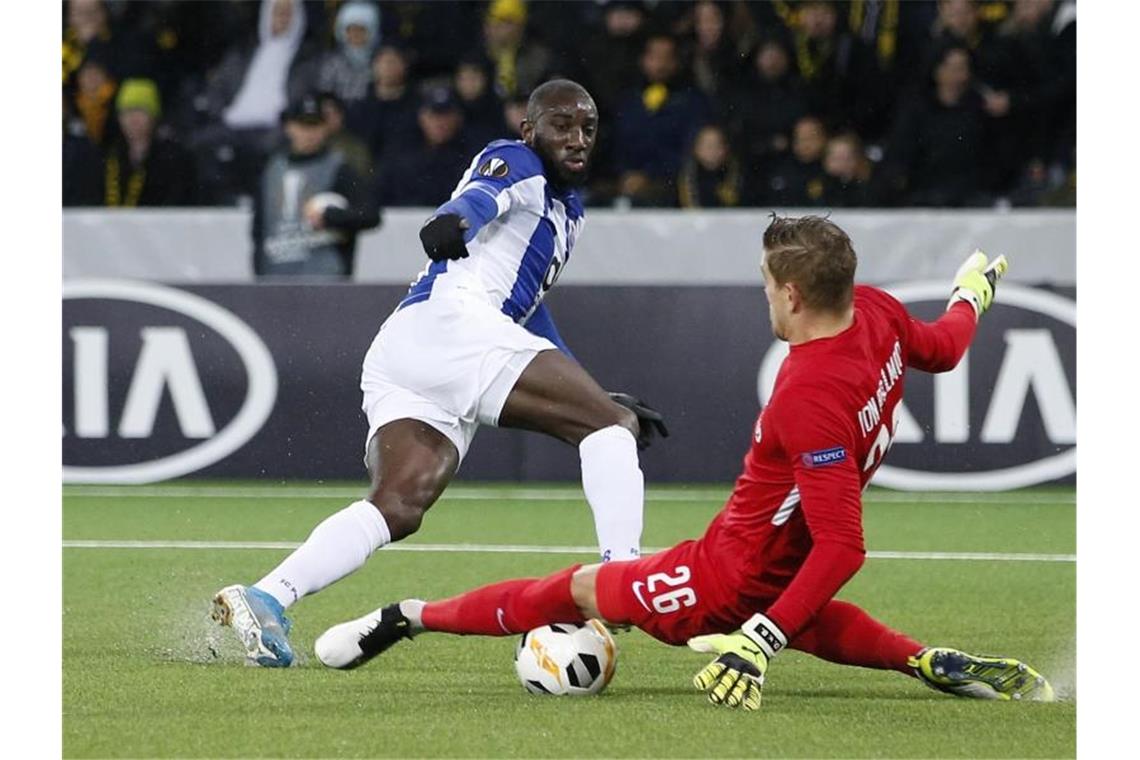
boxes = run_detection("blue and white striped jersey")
[398,140,585,352]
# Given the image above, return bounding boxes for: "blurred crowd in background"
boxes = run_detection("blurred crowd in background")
[62,0,1076,211]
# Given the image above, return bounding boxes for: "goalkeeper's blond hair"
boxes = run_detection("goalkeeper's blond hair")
[762,214,857,314]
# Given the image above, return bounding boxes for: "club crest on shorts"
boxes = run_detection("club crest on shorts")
[478,157,509,178]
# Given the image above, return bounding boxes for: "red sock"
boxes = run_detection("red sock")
[421,565,584,636]
[789,600,923,676]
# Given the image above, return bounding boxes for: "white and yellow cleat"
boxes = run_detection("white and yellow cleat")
[211,585,295,667]
[910,647,1055,702]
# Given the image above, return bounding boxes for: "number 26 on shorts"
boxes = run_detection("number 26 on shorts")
[633,565,698,614]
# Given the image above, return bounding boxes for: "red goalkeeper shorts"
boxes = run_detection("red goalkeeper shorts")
[595,539,764,646]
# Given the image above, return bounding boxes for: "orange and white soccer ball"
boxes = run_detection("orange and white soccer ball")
[514,620,617,696]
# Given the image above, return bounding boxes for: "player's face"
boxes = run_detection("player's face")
[524,94,599,187]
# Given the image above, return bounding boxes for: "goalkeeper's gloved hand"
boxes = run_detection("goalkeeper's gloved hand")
[687,612,787,711]
[948,250,1009,318]
[419,213,471,262]
[608,392,669,450]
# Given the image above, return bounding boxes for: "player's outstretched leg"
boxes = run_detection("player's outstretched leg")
[213,419,458,667]
[499,349,645,562]
[790,601,1055,702]
[315,565,603,670]
[789,600,925,676]
[910,647,1056,702]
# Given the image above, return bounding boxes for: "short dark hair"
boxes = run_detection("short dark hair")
[525,79,594,123]
[763,214,857,312]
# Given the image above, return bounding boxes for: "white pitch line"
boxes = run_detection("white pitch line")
[865,550,1075,562]
[60,486,1076,505]
[60,540,1076,562]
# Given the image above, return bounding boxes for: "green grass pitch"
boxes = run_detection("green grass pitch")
[63,483,1075,758]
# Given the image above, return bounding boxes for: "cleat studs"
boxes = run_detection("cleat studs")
[1017,663,1027,673]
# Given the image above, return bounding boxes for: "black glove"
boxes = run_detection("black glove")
[419,213,470,262]
[608,392,669,450]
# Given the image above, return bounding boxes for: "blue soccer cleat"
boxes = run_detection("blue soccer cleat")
[211,584,295,667]
[910,647,1055,702]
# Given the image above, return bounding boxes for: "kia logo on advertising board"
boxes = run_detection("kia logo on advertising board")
[758,283,1076,491]
[63,280,278,483]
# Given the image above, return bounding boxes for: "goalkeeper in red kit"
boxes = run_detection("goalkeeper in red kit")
[312,215,1055,710]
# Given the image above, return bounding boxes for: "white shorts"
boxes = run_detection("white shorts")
[360,292,556,462]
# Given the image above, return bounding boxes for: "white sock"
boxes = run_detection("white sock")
[254,499,391,608]
[579,425,644,562]
[399,599,426,633]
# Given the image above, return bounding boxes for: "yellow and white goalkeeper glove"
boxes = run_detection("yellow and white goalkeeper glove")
[948,250,1009,318]
[687,613,787,711]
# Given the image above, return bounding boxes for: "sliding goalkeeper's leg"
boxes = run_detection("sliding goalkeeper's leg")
[315,565,586,670]
[909,647,1055,702]
[790,601,1055,702]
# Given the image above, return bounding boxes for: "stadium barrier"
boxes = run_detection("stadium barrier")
[63,209,1075,488]
[63,208,1076,285]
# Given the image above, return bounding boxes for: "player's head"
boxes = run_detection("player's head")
[761,214,857,341]
[522,79,598,188]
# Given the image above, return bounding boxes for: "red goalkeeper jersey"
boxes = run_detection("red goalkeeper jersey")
[700,285,978,639]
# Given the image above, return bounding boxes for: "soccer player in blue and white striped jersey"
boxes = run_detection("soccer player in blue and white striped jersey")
[213,80,668,667]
